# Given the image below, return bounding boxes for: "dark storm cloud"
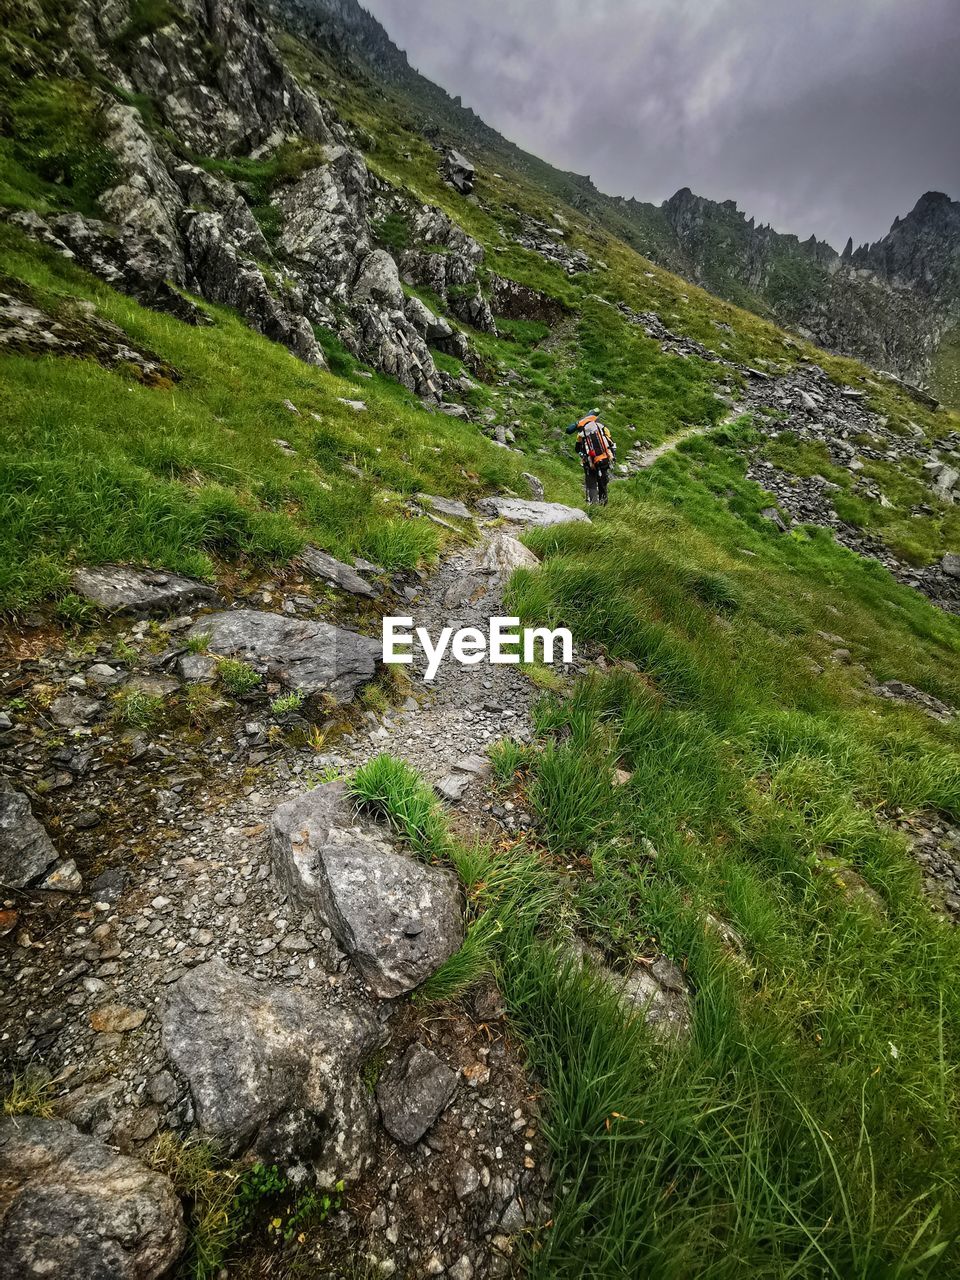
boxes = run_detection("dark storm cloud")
[360,0,960,249]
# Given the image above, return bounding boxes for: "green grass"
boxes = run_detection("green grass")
[0,223,577,612]
[111,686,165,729]
[349,753,449,857]
[2,1069,56,1118]
[216,658,261,696]
[494,472,960,1275]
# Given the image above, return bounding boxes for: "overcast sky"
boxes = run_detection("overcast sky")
[360,0,960,250]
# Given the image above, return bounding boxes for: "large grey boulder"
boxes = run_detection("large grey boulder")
[0,1114,184,1280]
[181,210,324,366]
[443,150,476,195]
[99,103,184,279]
[269,783,463,997]
[404,296,453,341]
[299,547,376,598]
[942,552,960,578]
[161,958,381,1182]
[376,1043,459,1145]
[353,249,405,310]
[931,464,958,500]
[0,780,59,889]
[477,497,590,527]
[187,610,379,703]
[72,566,218,615]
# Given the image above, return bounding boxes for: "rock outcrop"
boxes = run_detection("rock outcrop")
[269,783,464,996]
[3,0,487,398]
[298,547,377,597]
[477,497,590,526]
[72,566,219,615]
[0,1114,185,1280]
[188,610,380,702]
[0,781,60,890]
[162,957,381,1181]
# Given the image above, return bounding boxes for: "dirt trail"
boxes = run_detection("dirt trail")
[1,520,574,1120]
[2,517,580,1276]
[632,420,727,469]
[335,531,566,816]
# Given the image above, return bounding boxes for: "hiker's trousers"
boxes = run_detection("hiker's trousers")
[584,462,610,505]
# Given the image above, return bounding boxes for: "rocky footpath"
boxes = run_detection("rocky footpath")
[3,470,957,1272]
[0,500,602,1277]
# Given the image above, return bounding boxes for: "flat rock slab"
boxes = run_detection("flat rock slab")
[0,1114,184,1280]
[161,957,381,1183]
[187,610,379,703]
[872,679,955,723]
[299,547,376,598]
[376,1042,459,1145]
[478,497,590,526]
[477,532,540,575]
[0,780,59,890]
[418,494,473,521]
[270,783,463,997]
[72,566,218,615]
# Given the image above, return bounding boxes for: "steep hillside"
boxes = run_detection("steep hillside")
[2,2,960,1278]
[270,0,960,406]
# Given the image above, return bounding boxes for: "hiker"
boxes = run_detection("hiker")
[566,409,616,505]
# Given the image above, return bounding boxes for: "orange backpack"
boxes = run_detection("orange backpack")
[578,415,612,468]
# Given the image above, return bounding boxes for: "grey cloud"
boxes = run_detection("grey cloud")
[361,0,960,249]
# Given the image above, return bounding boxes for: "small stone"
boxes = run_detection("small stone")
[436,773,469,803]
[40,859,83,894]
[452,1158,481,1199]
[376,1043,459,1145]
[279,933,312,952]
[89,1004,147,1033]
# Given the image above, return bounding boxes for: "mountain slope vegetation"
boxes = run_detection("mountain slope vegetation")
[273,0,960,408]
[2,1,960,1276]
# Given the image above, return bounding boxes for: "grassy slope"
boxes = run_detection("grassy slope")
[0,223,581,610]
[3,14,960,1277]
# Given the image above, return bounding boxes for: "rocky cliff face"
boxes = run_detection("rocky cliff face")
[657,186,960,394]
[5,0,500,408]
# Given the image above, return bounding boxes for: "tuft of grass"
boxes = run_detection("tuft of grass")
[183,683,221,729]
[414,911,502,1003]
[217,658,261,697]
[53,592,97,627]
[185,631,211,655]
[359,515,440,572]
[2,1069,56,1118]
[111,686,165,729]
[270,689,305,716]
[146,1134,246,1279]
[488,736,534,786]
[349,753,448,857]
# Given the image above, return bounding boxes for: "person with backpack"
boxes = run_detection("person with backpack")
[566,409,616,504]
